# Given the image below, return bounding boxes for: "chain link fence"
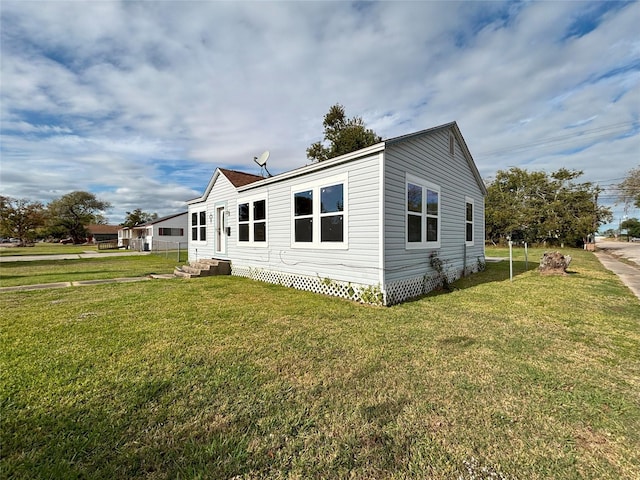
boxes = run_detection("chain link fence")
[130,239,187,262]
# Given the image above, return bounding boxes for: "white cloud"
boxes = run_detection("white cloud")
[1,0,638,227]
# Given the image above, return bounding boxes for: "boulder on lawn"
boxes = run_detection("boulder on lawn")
[539,251,572,275]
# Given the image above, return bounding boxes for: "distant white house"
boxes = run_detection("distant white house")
[118,212,188,251]
[187,122,486,305]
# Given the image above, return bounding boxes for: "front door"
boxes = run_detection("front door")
[215,205,226,255]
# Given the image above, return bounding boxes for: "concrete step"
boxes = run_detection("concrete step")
[173,267,194,278]
[201,259,231,275]
[190,261,214,271]
[181,264,213,276]
[173,259,231,279]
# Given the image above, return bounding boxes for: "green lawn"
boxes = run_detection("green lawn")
[0,255,183,287]
[1,248,639,479]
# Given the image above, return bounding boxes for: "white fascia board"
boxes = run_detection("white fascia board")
[187,169,223,205]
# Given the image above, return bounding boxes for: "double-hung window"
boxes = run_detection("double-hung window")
[465,197,474,246]
[191,211,206,242]
[292,175,347,248]
[238,197,267,245]
[406,173,440,249]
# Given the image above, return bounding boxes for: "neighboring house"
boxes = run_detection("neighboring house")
[86,224,119,243]
[118,212,188,251]
[187,122,486,305]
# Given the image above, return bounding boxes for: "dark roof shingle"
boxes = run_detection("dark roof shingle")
[219,168,264,187]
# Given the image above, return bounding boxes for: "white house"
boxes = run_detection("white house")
[187,122,486,305]
[118,212,188,251]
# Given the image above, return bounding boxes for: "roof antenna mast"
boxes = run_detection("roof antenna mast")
[254,150,273,177]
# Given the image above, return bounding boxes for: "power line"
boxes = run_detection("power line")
[476,121,636,157]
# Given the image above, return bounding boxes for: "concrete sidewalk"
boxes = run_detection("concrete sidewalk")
[0,251,175,292]
[0,251,151,262]
[593,250,640,301]
[0,274,176,293]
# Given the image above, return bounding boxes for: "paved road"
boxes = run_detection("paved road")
[594,241,640,300]
[596,240,640,265]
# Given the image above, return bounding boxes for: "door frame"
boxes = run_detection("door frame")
[214,203,227,255]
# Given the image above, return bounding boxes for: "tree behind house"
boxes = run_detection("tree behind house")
[46,191,111,244]
[0,196,46,246]
[617,167,640,209]
[306,104,381,162]
[121,208,158,228]
[485,167,612,246]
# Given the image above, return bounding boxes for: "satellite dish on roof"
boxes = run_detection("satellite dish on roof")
[253,150,273,177]
[254,150,269,167]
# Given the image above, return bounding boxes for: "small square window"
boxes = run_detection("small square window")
[407,183,422,213]
[321,184,344,213]
[408,214,422,242]
[321,215,343,242]
[254,222,266,242]
[295,218,313,242]
[254,200,266,221]
[238,203,249,222]
[295,190,313,216]
[238,224,249,242]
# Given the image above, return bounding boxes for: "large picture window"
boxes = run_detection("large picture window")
[191,211,206,242]
[292,176,347,248]
[237,197,267,245]
[406,174,440,249]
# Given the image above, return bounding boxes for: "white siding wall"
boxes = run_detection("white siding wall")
[151,214,188,246]
[229,153,382,286]
[384,128,485,287]
[188,175,237,261]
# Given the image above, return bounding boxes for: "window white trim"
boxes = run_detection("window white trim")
[405,173,441,250]
[190,209,207,244]
[236,193,268,247]
[465,196,474,246]
[291,174,348,249]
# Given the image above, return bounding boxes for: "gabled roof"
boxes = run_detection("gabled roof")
[190,121,486,202]
[237,121,486,196]
[219,168,264,187]
[386,121,487,196]
[188,168,264,204]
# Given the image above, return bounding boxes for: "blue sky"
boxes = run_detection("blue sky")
[1,1,638,228]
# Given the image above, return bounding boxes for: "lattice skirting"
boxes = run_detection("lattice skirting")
[231,266,384,305]
[232,264,479,306]
[385,264,480,305]
[384,273,447,305]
